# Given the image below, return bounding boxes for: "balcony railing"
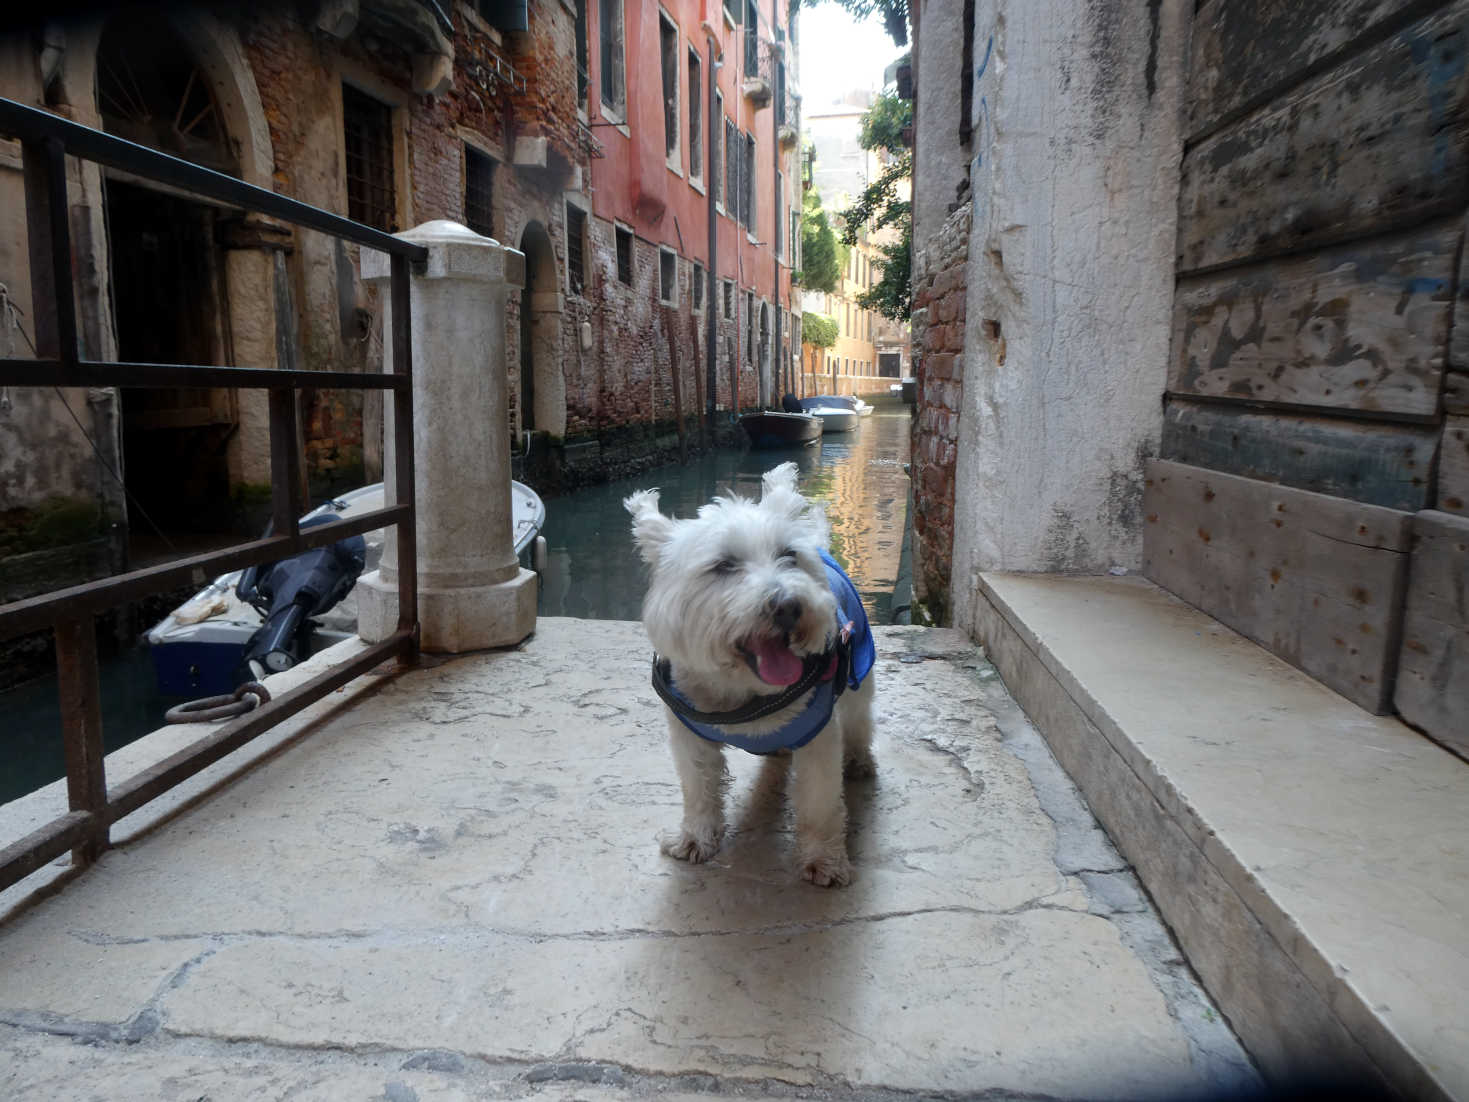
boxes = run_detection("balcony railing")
[0,98,422,895]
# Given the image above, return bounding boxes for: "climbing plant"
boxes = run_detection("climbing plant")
[801,312,839,349]
[839,90,912,323]
[800,188,848,295]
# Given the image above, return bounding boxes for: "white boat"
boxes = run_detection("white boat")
[803,393,874,418]
[147,482,546,696]
[797,396,859,432]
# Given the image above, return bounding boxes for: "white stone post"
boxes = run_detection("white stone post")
[357,220,537,652]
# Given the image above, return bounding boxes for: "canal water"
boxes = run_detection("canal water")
[538,404,912,624]
[1,406,911,804]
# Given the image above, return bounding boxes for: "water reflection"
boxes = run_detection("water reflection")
[538,408,912,623]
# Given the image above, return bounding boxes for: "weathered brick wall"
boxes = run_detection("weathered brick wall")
[241,0,766,494]
[908,203,969,623]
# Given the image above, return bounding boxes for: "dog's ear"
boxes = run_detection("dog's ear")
[623,489,676,565]
[760,462,806,522]
[761,462,799,497]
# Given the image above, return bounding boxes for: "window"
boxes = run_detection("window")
[566,202,587,293]
[723,279,734,319]
[659,247,678,305]
[742,132,756,230]
[745,290,754,364]
[724,118,738,220]
[474,0,528,30]
[712,92,724,206]
[692,261,705,312]
[687,48,703,185]
[659,13,678,165]
[464,144,494,238]
[743,0,759,78]
[775,54,786,128]
[600,0,626,120]
[790,209,799,268]
[775,172,783,258]
[616,225,633,285]
[723,0,738,26]
[574,0,589,111]
[342,84,395,231]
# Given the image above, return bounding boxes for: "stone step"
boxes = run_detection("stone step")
[975,573,1469,1101]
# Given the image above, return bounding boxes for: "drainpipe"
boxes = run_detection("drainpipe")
[771,0,782,403]
[706,34,719,433]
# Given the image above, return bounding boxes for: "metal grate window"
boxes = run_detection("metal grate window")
[464,145,495,238]
[725,118,738,220]
[692,262,704,312]
[566,203,587,293]
[342,84,396,232]
[616,225,633,285]
[723,279,734,319]
[713,92,724,205]
[688,48,702,183]
[743,132,756,230]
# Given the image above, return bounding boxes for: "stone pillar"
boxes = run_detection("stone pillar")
[357,220,536,652]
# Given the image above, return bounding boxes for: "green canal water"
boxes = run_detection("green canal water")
[1,406,911,804]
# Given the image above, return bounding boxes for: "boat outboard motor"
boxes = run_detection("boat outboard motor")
[782,392,803,414]
[235,515,366,679]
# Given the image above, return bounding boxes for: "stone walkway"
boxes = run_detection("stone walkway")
[0,620,1257,1100]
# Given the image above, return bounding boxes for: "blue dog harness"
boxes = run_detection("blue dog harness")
[651,551,875,754]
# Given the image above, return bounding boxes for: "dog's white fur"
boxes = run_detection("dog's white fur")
[624,462,875,887]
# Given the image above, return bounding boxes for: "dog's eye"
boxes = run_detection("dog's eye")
[711,558,738,575]
[779,547,799,561]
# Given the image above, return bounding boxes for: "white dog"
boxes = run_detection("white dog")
[624,462,876,887]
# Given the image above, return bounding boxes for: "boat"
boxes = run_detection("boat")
[796,396,860,433]
[801,394,874,417]
[146,481,546,696]
[740,410,823,448]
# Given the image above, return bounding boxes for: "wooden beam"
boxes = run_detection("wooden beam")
[1161,400,1441,511]
[1186,0,1447,142]
[1177,3,1469,274]
[1169,222,1458,417]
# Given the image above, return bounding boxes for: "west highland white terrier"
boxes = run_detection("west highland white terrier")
[624,461,876,887]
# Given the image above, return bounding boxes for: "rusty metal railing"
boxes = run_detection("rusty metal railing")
[0,98,422,894]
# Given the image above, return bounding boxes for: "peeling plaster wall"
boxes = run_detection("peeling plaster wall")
[948,0,1188,632]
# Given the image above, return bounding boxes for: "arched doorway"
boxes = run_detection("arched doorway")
[97,15,242,544]
[517,222,565,438]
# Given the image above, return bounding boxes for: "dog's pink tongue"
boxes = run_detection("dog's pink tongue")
[751,636,804,685]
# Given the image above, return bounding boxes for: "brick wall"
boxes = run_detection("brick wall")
[908,203,969,623]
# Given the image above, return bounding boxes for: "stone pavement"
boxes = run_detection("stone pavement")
[0,619,1257,1100]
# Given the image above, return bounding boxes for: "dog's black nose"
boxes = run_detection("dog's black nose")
[773,597,802,631]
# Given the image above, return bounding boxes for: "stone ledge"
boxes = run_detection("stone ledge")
[973,572,1469,1101]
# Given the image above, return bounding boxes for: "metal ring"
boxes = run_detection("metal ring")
[165,681,272,724]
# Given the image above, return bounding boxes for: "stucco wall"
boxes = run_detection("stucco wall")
[946,0,1187,632]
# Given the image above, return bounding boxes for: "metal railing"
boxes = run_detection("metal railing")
[0,98,422,894]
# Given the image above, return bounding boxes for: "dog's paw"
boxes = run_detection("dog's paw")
[800,852,852,888]
[661,829,722,863]
[843,750,877,780]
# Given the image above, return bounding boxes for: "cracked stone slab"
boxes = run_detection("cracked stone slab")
[0,619,1255,1098]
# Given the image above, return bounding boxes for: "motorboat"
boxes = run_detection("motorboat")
[146,481,546,696]
[802,394,874,417]
[740,410,823,448]
[796,396,860,432]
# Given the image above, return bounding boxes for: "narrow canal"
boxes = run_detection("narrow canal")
[539,403,912,624]
[1,404,911,804]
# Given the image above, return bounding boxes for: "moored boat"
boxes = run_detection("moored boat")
[740,410,823,448]
[801,394,874,419]
[146,481,546,695]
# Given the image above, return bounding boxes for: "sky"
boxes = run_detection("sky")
[795,3,905,111]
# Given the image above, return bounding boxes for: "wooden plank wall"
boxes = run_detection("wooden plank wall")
[1144,460,1412,714]
[1152,0,1469,745]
